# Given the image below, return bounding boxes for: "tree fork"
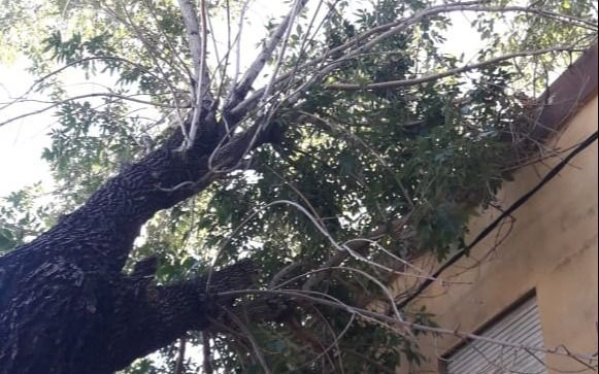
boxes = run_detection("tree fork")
[0,112,281,373]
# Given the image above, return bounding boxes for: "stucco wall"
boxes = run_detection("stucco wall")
[398,95,598,374]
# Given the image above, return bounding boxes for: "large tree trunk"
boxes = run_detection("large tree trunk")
[0,114,283,374]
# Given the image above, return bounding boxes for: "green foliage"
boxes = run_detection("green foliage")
[0,185,52,253]
[41,99,148,209]
[1,0,596,372]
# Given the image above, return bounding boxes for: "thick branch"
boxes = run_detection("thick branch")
[0,257,256,374]
[0,116,276,314]
[177,0,212,101]
[0,92,277,374]
[99,259,257,373]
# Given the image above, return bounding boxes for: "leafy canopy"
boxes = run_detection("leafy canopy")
[0,0,596,372]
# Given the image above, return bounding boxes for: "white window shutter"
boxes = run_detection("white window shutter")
[446,297,547,374]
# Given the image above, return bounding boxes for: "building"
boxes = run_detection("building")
[398,44,598,373]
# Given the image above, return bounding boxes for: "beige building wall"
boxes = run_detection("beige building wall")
[397,94,598,372]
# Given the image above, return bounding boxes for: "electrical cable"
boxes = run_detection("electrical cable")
[397,130,598,309]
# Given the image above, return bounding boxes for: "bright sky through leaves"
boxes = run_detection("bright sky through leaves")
[0,2,485,198]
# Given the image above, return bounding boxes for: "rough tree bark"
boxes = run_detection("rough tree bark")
[0,113,286,374]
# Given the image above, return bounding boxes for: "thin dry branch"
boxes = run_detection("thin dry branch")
[0,93,181,128]
[288,313,354,373]
[226,0,310,110]
[112,0,191,144]
[0,56,159,113]
[230,2,593,117]
[220,307,272,374]
[327,46,585,90]
[219,288,599,366]
[302,214,413,291]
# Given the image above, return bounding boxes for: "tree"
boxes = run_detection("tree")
[0,0,596,373]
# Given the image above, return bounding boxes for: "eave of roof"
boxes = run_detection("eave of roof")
[530,42,598,141]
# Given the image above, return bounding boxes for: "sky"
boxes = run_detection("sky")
[0,0,291,198]
[0,62,55,197]
[0,2,484,199]
[0,61,127,197]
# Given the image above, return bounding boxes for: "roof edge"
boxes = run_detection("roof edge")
[530,42,598,140]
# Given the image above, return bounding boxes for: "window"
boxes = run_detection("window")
[444,296,547,374]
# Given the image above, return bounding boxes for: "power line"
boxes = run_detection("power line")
[397,130,598,309]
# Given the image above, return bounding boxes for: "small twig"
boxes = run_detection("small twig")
[327,46,583,90]
[220,288,599,364]
[300,110,415,208]
[0,56,159,112]
[0,93,182,128]
[114,0,190,144]
[220,307,272,374]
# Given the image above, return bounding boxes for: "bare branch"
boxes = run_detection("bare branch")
[230,0,492,115]
[327,46,585,90]
[111,0,191,144]
[259,0,308,107]
[176,0,212,97]
[302,214,413,291]
[220,288,599,365]
[0,56,160,113]
[180,0,214,150]
[219,307,272,374]
[0,92,183,128]
[231,2,594,117]
[226,0,310,110]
